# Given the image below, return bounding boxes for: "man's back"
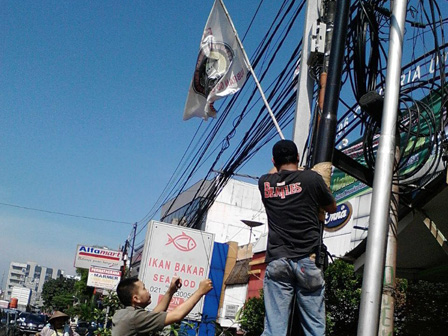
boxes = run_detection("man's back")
[259,169,334,262]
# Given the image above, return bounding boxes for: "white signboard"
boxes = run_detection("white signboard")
[139,220,214,320]
[87,267,121,290]
[11,287,31,306]
[74,245,123,270]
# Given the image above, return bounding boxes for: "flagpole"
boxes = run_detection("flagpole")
[218,0,285,140]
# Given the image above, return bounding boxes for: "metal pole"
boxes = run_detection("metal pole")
[104,305,110,331]
[312,0,350,166]
[129,222,137,275]
[357,1,407,335]
[292,0,320,160]
[218,0,285,139]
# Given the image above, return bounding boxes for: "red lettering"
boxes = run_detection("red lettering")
[183,279,196,288]
[274,186,286,199]
[264,182,275,198]
[265,182,303,199]
[149,258,171,269]
[290,183,296,193]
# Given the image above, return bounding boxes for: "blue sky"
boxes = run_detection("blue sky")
[0,0,291,284]
[1,0,447,288]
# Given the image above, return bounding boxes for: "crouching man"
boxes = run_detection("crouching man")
[112,276,212,336]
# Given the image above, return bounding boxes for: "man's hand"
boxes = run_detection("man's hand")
[197,279,213,295]
[153,276,182,313]
[164,278,213,325]
[168,276,182,294]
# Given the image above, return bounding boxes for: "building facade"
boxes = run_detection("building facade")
[158,177,373,332]
[161,178,268,246]
[4,261,63,308]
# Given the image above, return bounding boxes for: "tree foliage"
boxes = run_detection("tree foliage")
[395,279,448,335]
[240,291,265,336]
[67,268,98,321]
[41,276,76,311]
[325,259,362,335]
[93,291,122,336]
[74,268,95,301]
[235,260,448,336]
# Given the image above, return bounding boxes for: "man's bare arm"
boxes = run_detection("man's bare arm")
[153,276,182,313]
[164,279,213,325]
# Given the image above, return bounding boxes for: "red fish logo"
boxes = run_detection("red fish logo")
[166,232,197,252]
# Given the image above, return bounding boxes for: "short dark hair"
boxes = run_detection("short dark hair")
[116,277,139,306]
[272,139,299,166]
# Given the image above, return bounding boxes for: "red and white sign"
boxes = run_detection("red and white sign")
[74,245,123,270]
[139,221,214,320]
[87,267,121,290]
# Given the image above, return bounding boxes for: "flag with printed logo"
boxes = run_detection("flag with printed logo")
[183,0,249,121]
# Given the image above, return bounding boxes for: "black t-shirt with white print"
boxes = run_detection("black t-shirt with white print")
[258,169,334,263]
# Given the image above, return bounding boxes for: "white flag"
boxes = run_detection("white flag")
[183,0,249,121]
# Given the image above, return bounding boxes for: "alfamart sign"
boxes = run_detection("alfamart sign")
[74,245,123,271]
[139,221,214,320]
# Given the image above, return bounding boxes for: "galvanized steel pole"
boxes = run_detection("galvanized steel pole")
[357,0,407,335]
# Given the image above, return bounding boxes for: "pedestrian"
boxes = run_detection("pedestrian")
[39,311,80,336]
[111,276,212,336]
[258,139,337,336]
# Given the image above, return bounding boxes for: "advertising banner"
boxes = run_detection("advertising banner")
[139,220,214,320]
[324,202,353,232]
[87,267,121,290]
[74,245,123,270]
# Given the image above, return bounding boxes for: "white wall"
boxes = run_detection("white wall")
[217,284,247,329]
[324,191,372,257]
[11,286,31,306]
[205,179,267,246]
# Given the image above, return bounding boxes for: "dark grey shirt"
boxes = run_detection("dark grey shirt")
[112,306,167,336]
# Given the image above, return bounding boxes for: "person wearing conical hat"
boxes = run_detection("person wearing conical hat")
[39,311,80,336]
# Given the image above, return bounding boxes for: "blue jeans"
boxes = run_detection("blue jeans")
[262,257,325,336]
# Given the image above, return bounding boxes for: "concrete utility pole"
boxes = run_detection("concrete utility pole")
[379,150,400,335]
[357,0,407,335]
[293,0,320,163]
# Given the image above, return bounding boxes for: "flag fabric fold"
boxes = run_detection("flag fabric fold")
[183,0,249,121]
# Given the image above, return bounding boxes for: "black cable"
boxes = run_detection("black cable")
[136,0,448,238]
[0,201,133,225]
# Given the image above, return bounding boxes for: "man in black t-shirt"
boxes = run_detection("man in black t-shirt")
[259,139,336,336]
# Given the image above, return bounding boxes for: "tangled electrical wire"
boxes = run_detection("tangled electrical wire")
[336,0,447,196]
[132,0,448,242]
[131,0,307,240]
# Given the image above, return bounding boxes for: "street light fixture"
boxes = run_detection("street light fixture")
[241,220,263,245]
